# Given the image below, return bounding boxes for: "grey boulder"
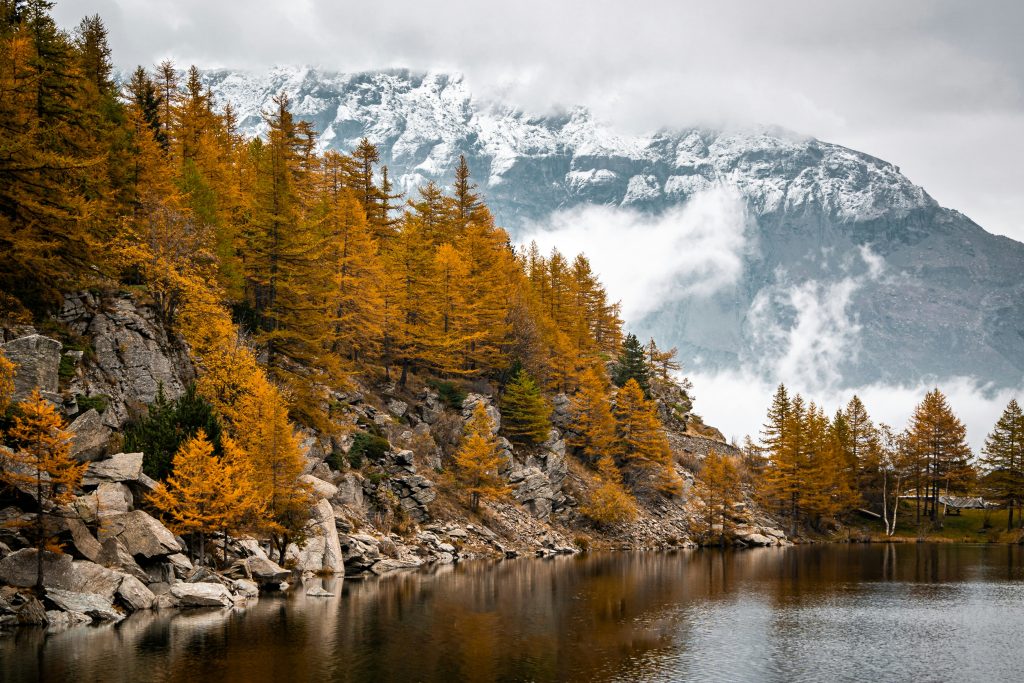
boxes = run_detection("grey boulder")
[83,452,144,485]
[68,409,112,462]
[100,510,182,558]
[0,334,62,399]
[45,588,123,622]
[170,582,234,608]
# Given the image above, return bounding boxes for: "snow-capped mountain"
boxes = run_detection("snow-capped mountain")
[201,67,1024,390]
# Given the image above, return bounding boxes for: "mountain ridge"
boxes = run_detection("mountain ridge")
[198,66,1024,390]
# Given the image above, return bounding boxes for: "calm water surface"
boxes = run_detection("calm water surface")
[3,544,1024,682]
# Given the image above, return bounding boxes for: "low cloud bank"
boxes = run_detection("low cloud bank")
[689,369,1023,453]
[520,185,751,320]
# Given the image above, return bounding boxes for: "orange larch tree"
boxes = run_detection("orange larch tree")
[613,379,682,496]
[452,403,510,511]
[1,390,86,588]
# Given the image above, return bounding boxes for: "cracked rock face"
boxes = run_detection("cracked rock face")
[0,334,62,400]
[202,67,1024,389]
[59,291,195,429]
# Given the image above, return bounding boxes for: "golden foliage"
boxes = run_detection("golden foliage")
[613,379,682,497]
[0,390,86,585]
[148,430,262,562]
[233,378,312,551]
[568,367,617,464]
[0,351,15,416]
[582,455,638,526]
[452,403,511,511]
[691,449,742,544]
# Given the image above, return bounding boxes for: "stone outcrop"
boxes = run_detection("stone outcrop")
[68,409,112,461]
[733,526,789,547]
[286,499,344,575]
[96,537,149,583]
[82,452,145,486]
[510,430,569,520]
[75,482,134,524]
[45,588,123,622]
[299,474,339,500]
[341,533,383,573]
[462,393,500,434]
[389,473,436,523]
[334,473,365,509]
[99,510,183,558]
[670,433,742,461]
[0,549,161,620]
[59,291,195,429]
[65,518,103,563]
[0,334,62,401]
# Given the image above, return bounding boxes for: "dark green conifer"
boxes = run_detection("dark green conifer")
[612,333,650,396]
[500,369,551,445]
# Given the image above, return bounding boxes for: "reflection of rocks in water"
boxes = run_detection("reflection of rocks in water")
[6,547,1024,682]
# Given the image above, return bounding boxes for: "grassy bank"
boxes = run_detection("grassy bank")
[848,502,1024,544]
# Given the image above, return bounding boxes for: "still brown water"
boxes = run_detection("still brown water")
[3,544,1024,682]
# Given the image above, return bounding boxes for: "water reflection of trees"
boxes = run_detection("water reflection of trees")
[3,545,1023,682]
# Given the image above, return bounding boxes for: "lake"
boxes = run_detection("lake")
[3,544,1024,682]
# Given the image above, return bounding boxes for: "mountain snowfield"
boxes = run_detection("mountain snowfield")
[200,66,1024,443]
[202,67,931,227]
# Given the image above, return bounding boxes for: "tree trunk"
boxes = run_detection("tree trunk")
[887,473,903,537]
[881,468,889,536]
[35,471,43,591]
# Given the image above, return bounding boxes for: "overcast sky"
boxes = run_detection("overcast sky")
[55,0,1024,240]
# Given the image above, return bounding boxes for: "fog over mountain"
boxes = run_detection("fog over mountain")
[196,67,1023,446]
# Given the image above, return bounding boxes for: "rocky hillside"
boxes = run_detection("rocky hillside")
[0,290,787,630]
[200,67,1024,388]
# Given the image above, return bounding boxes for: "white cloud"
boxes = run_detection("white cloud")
[744,246,884,393]
[684,243,1022,456]
[519,184,751,320]
[689,368,1022,454]
[747,276,862,392]
[52,0,1024,241]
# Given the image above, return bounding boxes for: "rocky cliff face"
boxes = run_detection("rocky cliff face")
[200,67,1024,389]
[1,290,787,631]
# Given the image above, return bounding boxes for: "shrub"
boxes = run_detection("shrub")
[58,354,77,379]
[428,379,467,409]
[348,430,391,466]
[76,393,110,414]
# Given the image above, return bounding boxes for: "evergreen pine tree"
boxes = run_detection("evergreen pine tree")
[612,333,650,396]
[500,369,551,445]
[125,384,222,480]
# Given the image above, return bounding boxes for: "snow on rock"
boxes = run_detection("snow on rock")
[198,67,933,230]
